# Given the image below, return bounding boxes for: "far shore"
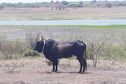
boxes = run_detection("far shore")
[0,7,126,20]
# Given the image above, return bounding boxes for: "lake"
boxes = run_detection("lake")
[0,19,126,25]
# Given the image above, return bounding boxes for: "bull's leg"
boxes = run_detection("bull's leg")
[82,58,87,73]
[55,59,59,72]
[79,63,83,73]
[55,64,58,72]
[52,62,55,72]
[78,58,83,73]
[78,57,87,73]
[52,59,59,72]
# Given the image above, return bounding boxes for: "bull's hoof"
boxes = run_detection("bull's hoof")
[79,71,85,74]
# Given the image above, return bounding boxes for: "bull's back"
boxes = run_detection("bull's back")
[55,43,74,58]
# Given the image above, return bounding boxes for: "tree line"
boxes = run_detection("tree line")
[0,1,126,9]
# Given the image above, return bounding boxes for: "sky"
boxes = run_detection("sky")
[0,0,125,3]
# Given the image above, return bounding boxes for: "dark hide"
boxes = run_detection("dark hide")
[34,39,87,73]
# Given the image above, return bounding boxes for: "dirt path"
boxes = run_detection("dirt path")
[0,58,126,84]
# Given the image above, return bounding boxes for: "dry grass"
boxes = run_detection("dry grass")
[0,58,126,84]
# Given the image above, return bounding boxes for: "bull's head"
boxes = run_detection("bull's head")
[34,36,45,53]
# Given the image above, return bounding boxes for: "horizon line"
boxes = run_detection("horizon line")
[0,0,125,4]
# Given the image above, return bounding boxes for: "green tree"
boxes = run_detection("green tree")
[78,1,84,7]
[61,1,69,6]
[0,5,4,10]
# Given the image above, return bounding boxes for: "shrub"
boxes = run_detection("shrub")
[24,50,41,57]
[0,35,27,59]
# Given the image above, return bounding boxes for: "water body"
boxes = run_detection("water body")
[0,19,126,25]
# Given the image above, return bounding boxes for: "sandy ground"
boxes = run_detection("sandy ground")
[0,58,126,84]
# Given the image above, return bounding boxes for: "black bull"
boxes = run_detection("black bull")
[34,39,87,73]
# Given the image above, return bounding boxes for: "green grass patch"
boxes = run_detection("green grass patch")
[45,25,126,29]
[0,25,126,30]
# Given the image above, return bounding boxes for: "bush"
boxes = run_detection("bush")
[25,31,36,49]
[0,35,30,59]
[24,50,41,57]
[0,38,27,59]
[0,32,43,60]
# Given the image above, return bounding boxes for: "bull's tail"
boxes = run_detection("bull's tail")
[77,40,87,71]
[84,45,87,71]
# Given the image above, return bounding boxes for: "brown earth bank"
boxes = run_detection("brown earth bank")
[0,7,126,20]
[0,58,126,84]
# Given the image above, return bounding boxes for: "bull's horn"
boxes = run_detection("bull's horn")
[38,36,42,41]
[41,36,44,40]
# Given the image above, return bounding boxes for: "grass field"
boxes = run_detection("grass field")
[0,25,125,47]
[0,7,126,20]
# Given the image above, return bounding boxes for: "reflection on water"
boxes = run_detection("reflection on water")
[0,19,126,25]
